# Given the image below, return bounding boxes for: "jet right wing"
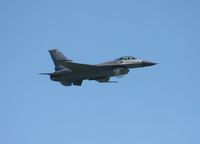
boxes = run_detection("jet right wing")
[58,60,99,72]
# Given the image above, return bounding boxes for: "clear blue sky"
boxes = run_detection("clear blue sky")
[0,0,200,144]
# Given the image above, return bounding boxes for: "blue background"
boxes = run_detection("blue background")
[1,0,200,144]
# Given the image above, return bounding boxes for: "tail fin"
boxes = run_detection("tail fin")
[48,49,71,71]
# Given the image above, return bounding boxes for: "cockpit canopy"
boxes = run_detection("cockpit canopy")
[115,56,137,61]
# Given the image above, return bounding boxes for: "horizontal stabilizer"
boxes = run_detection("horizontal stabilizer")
[39,73,52,75]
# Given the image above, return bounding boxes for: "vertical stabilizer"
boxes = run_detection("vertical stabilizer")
[48,49,70,71]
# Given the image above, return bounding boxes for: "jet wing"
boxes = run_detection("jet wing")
[58,60,127,72]
[58,60,99,72]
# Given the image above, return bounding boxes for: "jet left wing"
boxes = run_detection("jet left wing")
[58,60,99,72]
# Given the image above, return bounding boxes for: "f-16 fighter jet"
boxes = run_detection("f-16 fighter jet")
[40,49,156,86]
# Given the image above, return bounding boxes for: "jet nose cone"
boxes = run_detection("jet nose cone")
[142,61,157,67]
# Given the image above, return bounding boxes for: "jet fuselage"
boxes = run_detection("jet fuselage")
[40,49,156,86]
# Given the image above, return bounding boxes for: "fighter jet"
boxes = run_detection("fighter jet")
[40,49,156,86]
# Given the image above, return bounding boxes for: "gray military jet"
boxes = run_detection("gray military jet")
[40,49,156,86]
